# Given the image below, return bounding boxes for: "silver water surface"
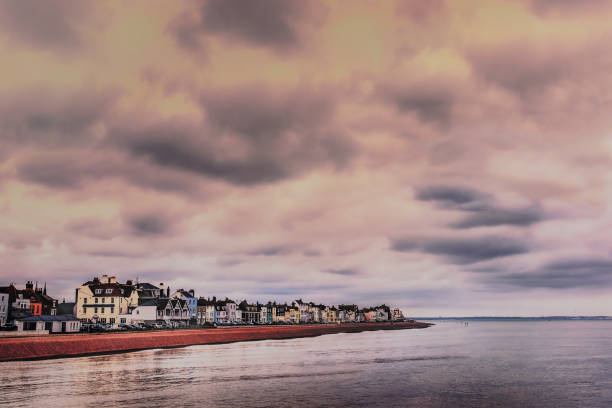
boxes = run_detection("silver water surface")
[2,321,612,407]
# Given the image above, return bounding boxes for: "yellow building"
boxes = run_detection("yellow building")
[289,306,299,323]
[75,275,139,324]
[328,308,337,323]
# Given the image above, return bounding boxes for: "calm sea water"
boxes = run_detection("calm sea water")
[2,321,612,407]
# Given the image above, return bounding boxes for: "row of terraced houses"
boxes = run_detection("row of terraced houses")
[1,275,405,334]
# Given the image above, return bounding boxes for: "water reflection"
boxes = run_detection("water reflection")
[2,322,612,407]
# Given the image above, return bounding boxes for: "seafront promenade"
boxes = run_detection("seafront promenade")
[0,321,431,362]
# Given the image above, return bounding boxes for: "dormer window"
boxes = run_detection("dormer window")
[105,289,113,294]
[95,289,102,294]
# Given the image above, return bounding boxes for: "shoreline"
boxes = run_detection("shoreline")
[0,321,432,362]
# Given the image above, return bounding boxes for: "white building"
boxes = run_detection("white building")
[0,290,9,326]
[118,300,157,325]
[15,315,81,334]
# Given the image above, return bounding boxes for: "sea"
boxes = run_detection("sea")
[2,320,612,407]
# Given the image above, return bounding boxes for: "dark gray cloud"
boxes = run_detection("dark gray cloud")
[469,47,566,97]
[248,246,292,257]
[392,235,529,264]
[416,185,487,206]
[17,154,94,189]
[200,85,333,138]
[0,88,117,147]
[126,214,170,236]
[417,185,546,229]
[484,259,612,289]
[16,150,200,194]
[453,207,545,229]
[377,80,457,125]
[0,0,93,51]
[118,86,354,186]
[169,0,315,53]
[526,0,612,15]
[128,136,291,185]
[326,268,359,276]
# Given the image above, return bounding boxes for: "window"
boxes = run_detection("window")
[82,307,86,313]
[95,289,102,294]
[83,297,87,304]
[111,297,115,303]
[120,318,126,323]
[102,298,105,303]
[95,298,98,304]
[110,318,115,324]
[101,307,105,314]
[110,308,114,314]
[94,307,98,313]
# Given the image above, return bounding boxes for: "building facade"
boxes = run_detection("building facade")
[75,275,138,324]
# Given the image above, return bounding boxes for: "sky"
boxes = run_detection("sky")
[1,0,612,316]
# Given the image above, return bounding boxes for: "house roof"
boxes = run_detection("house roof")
[135,282,159,290]
[57,302,75,315]
[87,283,134,297]
[139,299,159,307]
[17,314,79,322]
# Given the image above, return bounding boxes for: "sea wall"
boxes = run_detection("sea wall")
[0,322,431,362]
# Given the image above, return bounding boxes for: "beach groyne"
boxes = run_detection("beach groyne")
[0,321,431,362]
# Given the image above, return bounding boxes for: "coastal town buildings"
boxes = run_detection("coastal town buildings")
[0,288,10,326]
[171,289,197,321]
[1,275,407,336]
[135,282,163,301]
[15,315,81,334]
[75,275,138,324]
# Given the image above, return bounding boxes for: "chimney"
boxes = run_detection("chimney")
[167,286,170,297]
[101,274,109,284]
[26,281,33,290]
[109,276,117,284]
[93,276,100,283]
[126,280,133,286]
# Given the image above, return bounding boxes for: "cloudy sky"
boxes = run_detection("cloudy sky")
[2,0,612,316]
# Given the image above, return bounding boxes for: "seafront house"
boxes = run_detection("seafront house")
[224,299,237,323]
[363,309,376,322]
[289,305,300,323]
[15,315,81,334]
[171,289,197,322]
[197,297,219,325]
[376,307,389,321]
[118,299,158,325]
[215,302,228,323]
[57,300,76,316]
[156,298,190,325]
[275,304,288,323]
[134,282,163,301]
[309,303,321,322]
[75,275,139,324]
[328,307,337,323]
[197,297,210,325]
[239,300,259,324]
[0,287,11,326]
[320,306,328,323]
[259,304,268,324]
[296,299,310,323]
[391,308,404,321]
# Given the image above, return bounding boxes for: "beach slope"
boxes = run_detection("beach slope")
[0,321,431,361]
